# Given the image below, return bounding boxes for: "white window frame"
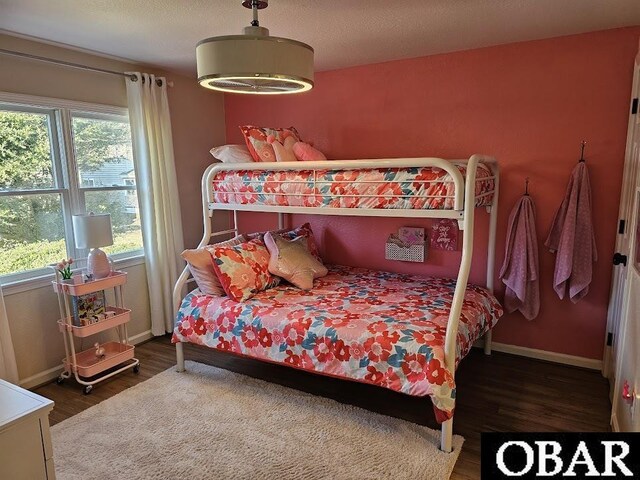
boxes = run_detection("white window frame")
[0,92,144,288]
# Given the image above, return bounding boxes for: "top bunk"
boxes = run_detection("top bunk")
[202,155,499,221]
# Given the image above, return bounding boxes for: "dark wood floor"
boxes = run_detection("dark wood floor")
[35,336,611,480]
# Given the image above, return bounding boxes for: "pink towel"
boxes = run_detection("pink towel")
[545,162,597,303]
[499,195,540,320]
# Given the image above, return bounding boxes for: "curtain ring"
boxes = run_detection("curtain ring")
[156,78,163,87]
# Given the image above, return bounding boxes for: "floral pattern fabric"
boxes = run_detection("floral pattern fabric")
[211,163,494,210]
[240,125,301,163]
[211,238,280,302]
[172,265,503,421]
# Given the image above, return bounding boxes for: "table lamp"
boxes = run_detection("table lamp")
[72,213,114,279]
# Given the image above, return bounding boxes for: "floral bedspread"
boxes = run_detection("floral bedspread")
[172,265,503,422]
[211,164,494,210]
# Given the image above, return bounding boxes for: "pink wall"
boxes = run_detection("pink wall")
[224,27,640,360]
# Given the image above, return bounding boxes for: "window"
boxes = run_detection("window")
[0,97,143,282]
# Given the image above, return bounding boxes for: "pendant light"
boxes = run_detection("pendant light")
[196,0,314,95]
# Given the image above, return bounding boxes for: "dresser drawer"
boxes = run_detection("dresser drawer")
[0,417,47,479]
[0,379,55,480]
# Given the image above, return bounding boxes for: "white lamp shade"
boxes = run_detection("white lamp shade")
[72,214,113,249]
[196,33,314,95]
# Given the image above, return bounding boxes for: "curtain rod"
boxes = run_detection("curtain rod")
[0,48,174,87]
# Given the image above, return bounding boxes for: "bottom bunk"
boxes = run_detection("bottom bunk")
[172,264,503,422]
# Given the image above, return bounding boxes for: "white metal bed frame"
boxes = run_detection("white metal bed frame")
[173,155,500,453]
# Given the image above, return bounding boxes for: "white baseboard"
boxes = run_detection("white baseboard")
[19,364,65,391]
[484,341,602,371]
[19,329,154,390]
[129,329,154,345]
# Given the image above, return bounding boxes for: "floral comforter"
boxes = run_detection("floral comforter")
[172,265,503,421]
[211,164,494,210]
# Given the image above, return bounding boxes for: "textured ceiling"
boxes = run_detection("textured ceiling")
[1,0,639,75]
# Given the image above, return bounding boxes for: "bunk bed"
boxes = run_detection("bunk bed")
[172,155,502,453]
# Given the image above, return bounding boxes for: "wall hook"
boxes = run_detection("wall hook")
[524,177,529,196]
[579,140,587,163]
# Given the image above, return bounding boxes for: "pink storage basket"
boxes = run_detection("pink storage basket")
[63,342,134,378]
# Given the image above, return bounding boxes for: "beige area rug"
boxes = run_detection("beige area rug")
[52,361,463,480]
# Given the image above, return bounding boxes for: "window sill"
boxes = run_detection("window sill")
[0,254,146,296]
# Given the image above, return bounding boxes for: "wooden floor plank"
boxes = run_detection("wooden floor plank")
[34,335,611,479]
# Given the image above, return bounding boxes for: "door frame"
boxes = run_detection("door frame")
[610,186,640,431]
[603,58,640,391]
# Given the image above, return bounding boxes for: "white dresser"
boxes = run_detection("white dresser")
[0,379,55,479]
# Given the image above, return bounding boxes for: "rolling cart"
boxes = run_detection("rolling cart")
[52,270,139,394]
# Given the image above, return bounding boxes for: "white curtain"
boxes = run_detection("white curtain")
[125,73,184,335]
[0,284,19,383]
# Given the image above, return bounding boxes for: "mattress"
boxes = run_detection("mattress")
[211,163,495,210]
[172,265,503,422]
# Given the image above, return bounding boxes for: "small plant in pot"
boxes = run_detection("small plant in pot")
[57,258,75,283]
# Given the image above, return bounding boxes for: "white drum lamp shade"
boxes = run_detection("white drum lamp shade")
[196,33,314,95]
[196,1,314,95]
[72,214,113,279]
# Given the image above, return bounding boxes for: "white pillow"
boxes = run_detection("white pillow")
[209,144,254,164]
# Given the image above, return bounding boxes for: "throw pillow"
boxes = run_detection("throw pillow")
[246,222,321,260]
[240,125,301,162]
[181,235,245,296]
[211,238,280,302]
[209,144,254,164]
[264,232,328,290]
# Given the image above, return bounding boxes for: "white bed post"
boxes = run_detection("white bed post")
[484,162,500,356]
[483,330,493,357]
[174,164,219,372]
[175,342,185,372]
[440,154,481,453]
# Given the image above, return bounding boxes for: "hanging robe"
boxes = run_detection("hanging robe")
[545,162,597,303]
[499,195,540,320]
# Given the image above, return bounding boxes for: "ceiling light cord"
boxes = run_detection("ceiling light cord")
[251,0,260,27]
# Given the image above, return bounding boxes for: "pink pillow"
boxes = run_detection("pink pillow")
[267,135,297,162]
[246,222,321,261]
[293,142,327,161]
[264,232,328,290]
[181,235,245,296]
[210,238,280,302]
[240,126,301,162]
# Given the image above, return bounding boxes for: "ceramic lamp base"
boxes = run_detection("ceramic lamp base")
[87,248,111,279]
